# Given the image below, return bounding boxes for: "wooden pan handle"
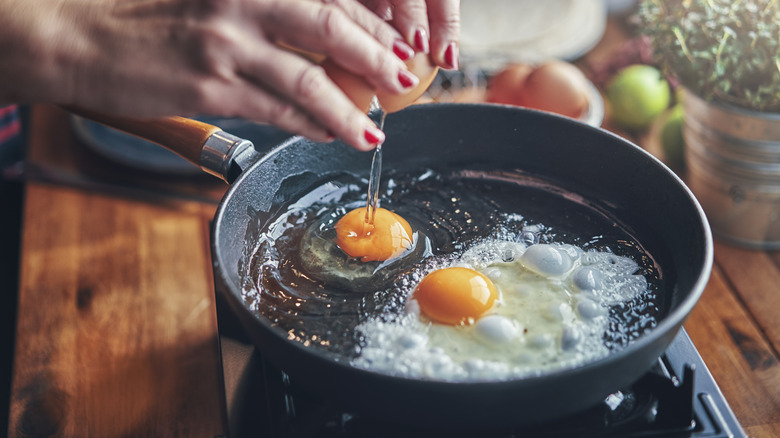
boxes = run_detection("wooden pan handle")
[66,107,221,166]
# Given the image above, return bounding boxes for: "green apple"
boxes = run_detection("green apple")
[660,103,685,168]
[607,65,671,130]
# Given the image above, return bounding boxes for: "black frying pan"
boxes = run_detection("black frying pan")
[74,104,712,428]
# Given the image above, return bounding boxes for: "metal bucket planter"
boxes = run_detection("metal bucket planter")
[684,89,780,249]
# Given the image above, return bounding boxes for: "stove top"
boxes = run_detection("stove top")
[218,328,745,438]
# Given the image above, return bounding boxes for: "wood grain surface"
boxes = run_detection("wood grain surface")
[8,183,225,437]
[8,106,226,437]
[684,243,780,438]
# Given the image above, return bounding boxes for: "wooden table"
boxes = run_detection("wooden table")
[7,25,780,438]
[8,107,228,437]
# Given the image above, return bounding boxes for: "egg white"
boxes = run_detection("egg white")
[352,240,648,381]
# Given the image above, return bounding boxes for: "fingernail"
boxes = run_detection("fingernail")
[414,28,430,54]
[393,39,414,61]
[364,126,385,146]
[398,69,419,88]
[444,42,459,70]
[325,130,337,142]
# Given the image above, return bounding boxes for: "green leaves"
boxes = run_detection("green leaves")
[639,0,780,111]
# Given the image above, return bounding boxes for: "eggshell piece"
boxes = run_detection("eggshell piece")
[321,58,375,113]
[377,52,439,113]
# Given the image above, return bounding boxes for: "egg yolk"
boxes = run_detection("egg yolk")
[334,207,413,262]
[414,267,498,325]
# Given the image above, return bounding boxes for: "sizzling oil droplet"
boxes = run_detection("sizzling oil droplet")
[365,111,387,224]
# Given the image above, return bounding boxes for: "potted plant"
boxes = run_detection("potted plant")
[639,0,780,249]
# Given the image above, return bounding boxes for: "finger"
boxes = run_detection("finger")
[358,0,394,21]
[260,0,417,94]
[239,44,384,151]
[386,0,431,54]
[219,78,335,143]
[321,0,401,48]
[326,0,418,63]
[426,0,460,69]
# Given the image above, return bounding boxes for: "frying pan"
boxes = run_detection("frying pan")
[73,104,712,428]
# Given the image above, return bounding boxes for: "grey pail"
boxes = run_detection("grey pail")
[684,89,780,249]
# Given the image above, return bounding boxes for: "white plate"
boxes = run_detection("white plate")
[460,0,607,71]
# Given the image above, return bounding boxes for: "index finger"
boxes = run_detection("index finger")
[385,0,460,69]
[426,0,460,70]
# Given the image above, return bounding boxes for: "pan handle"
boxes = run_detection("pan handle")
[66,107,256,183]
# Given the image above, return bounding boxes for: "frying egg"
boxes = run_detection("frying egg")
[299,203,428,293]
[352,240,649,381]
[334,207,414,262]
[414,267,498,325]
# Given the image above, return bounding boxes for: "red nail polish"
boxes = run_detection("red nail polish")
[444,42,459,70]
[393,39,414,61]
[398,70,418,88]
[414,28,430,54]
[364,126,385,145]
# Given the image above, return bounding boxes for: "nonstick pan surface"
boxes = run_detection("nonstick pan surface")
[209,104,712,428]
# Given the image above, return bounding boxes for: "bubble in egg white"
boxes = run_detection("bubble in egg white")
[520,244,573,276]
[530,333,554,349]
[576,298,604,320]
[545,302,575,322]
[501,248,516,262]
[520,230,538,246]
[460,241,526,270]
[464,358,486,373]
[474,315,521,344]
[559,244,581,259]
[397,333,426,350]
[483,266,503,281]
[572,266,603,291]
[423,354,463,379]
[561,325,583,351]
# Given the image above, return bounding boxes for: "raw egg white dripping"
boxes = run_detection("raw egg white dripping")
[352,240,648,381]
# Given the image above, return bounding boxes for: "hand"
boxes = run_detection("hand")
[359,0,461,69]
[0,0,458,151]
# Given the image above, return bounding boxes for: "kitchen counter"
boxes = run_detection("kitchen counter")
[6,25,780,438]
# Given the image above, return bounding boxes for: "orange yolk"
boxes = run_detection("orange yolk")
[334,207,413,262]
[413,267,498,325]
